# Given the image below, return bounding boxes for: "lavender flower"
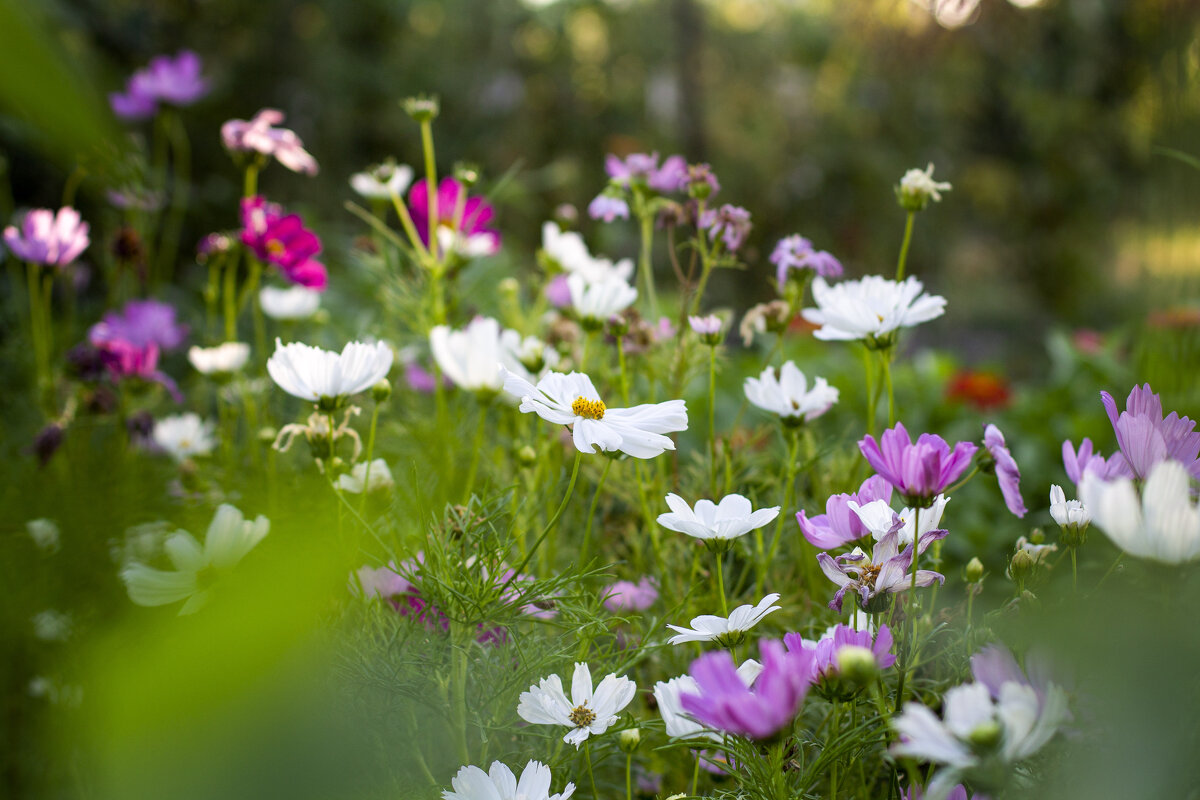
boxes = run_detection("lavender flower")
[222,109,319,175]
[89,299,187,351]
[797,475,894,550]
[817,528,946,613]
[110,51,208,120]
[683,163,720,198]
[698,204,752,252]
[604,152,687,193]
[982,424,1026,518]
[602,577,658,612]
[1061,437,1124,486]
[1100,383,1200,481]
[3,208,90,268]
[859,422,977,506]
[680,639,814,740]
[784,623,896,692]
[770,235,844,286]
[588,193,630,222]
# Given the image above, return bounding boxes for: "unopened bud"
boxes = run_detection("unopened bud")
[372,379,392,403]
[327,456,347,477]
[516,445,537,467]
[1008,548,1036,583]
[1029,527,1045,545]
[618,727,641,752]
[606,314,630,338]
[402,95,440,122]
[965,557,984,583]
[836,645,878,686]
[967,720,1003,751]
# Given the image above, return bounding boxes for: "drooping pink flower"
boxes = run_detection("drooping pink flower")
[222,109,319,175]
[93,339,182,402]
[797,475,894,550]
[1100,383,1200,481]
[817,528,946,613]
[406,177,500,258]
[3,208,89,268]
[859,422,977,505]
[239,196,328,290]
[983,424,1026,518]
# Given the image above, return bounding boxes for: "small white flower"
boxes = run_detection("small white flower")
[1080,460,1200,563]
[849,494,950,547]
[542,221,633,283]
[898,162,953,209]
[152,413,216,461]
[350,160,414,199]
[32,609,71,641]
[443,760,575,800]
[436,226,500,259]
[500,328,559,376]
[188,342,250,375]
[335,459,394,494]
[501,367,687,459]
[666,593,781,645]
[1049,484,1090,529]
[657,493,780,542]
[653,659,762,740]
[260,285,321,320]
[567,273,638,325]
[267,338,393,404]
[801,276,946,344]
[743,361,838,422]
[26,518,60,552]
[517,662,637,748]
[120,504,270,615]
[431,317,539,393]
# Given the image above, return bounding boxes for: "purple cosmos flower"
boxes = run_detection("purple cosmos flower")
[797,475,894,550]
[648,155,688,193]
[407,177,501,257]
[3,208,90,268]
[89,299,187,351]
[698,204,752,252]
[109,81,158,121]
[770,235,844,286]
[222,109,319,175]
[970,644,1064,711]
[1101,383,1200,481]
[602,577,658,612]
[817,528,946,612]
[240,196,328,290]
[784,623,896,683]
[680,639,815,740]
[1061,437,1125,486]
[859,423,977,506]
[604,152,687,193]
[93,339,182,402]
[110,51,208,120]
[588,194,630,222]
[982,424,1026,518]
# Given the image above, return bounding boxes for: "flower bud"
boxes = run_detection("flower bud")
[836,645,878,687]
[402,95,440,122]
[453,161,480,187]
[1029,527,1045,545]
[516,445,537,466]
[965,557,985,583]
[372,379,392,403]
[327,456,347,477]
[257,426,278,444]
[967,720,1003,752]
[1008,548,1036,584]
[618,727,641,753]
[606,314,630,338]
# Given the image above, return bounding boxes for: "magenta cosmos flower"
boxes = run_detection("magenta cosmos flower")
[859,422,977,506]
[784,623,896,687]
[680,639,815,740]
[406,177,500,258]
[982,424,1026,518]
[797,475,894,550]
[93,339,182,402]
[110,51,209,120]
[222,109,319,175]
[4,208,90,268]
[1101,383,1200,481]
[89,299,188,351]
[770,235,844,286]
[240,197,328,290]
[817,528,946,613]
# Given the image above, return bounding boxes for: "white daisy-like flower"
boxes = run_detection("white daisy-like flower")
[1049,484,1090,529]
[848,494,950,547]
[350,160,414,200]
[801,275,946,344]
[657,493,780,543]
[443,759,574,800]
[120,504,270,615]
[542,221,634,283]
[666,593,781,645]
[567,273,638,325]
[335,459,394,494]
[152,413,216,461]
[430,317,540,394]
[187,342,250,375]
[260,285,321,320]
[500,367,687,459]
[267,338,393,406]
[516,662,637,748]
[743,361,838,423]
[897,162,953,210]
[1080,459,1200,563]
[653,659,762,740]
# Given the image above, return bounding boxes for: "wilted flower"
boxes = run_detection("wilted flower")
[896,163,952,212]
[350,160,414,199]
[859,422,977,506]
[666,593,781,646]
[335,459,394,494]
[188,342,250,376]
[653,659,762,740]
[442,760,575,800]
[1081,459,1200,563]
[797,476,894,550]
[222,108,319,175]
[259,285,321,320]
[3,207,90,267]
[152,413,215,461]
[739,300,792,346]
[744,361,838,424]
[698,204,752,252]
[802,276,946,346]
[517,662,636,747]
[1100,384,1200,481]
[407,177,500,258]
[982,424,1026,518]
[818,528,946,613]
[110,51,208,120]
[267,339,393,407]
[501,367,687,459]
[602,577,658,612]
[770,235,843,286]
[240,196,328,290]
[657,494,780,545]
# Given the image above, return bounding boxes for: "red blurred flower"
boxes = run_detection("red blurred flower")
[946,370,1011,411]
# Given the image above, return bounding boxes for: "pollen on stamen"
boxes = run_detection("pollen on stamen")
[568,704,597,727]
[571,396,606,420]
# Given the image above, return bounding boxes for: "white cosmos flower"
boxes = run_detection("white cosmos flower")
[801,276,946,343]
[1080,460,1200,563]
[516,662,637,748]
[500,366,687,459]
[849,494,950,547]
[120,504,269,615]
[430,317,538,393]
[152,413,216,461]
[542,221,634,283]
[898,162,953,208]
[666,593,781,645]
[567,273,637,324]
[499,328,559,376]
[350,160,414,200]
[335,459,394,494]
[260,285,321,320]
[1049,484,1090,529]
[188,342,250,375]
[267,339,393,404]
[743,361,838,422]
[653,659,762,740]
[443,760,575,800]
[657,493,780,542]
[436,227,500,259]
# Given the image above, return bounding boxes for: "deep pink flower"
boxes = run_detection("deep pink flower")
[239,196,328,290]
[406,177,500,258]
[680,639,815,740]
[784,623,896,683]
[797,475,894,550]
[983,424,1026,518]
[770,235,843,286]
[110,51,208,120]
[859,422,977,505]
[602,577,658,612]
[222,109,319,175]
[1101,383,1200,481]
[3,208,89,267]
[94,339,182,402]
[90,299,187,351]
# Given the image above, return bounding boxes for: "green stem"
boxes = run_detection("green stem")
[1071,547,1078,592]
[830,701,840,799]
[223,255,238,342]
[707,345,718,498]
[359,401,382,515]
[895,210,915,281]
[616,336,630,404]
[761,427,801,593]
[584,741,599,800]
[944,465,979,495]
[158,110,190,284]
[638,212,659,319]
[624,751,633,800]
[451,631,471,764]
[863,344,877,438]
[881,351,895,427]
[714,550,729,616]
[243,164,259,199]
[511,452,583,580]
[419,119,439,262]
[463,402,488,502]
[579,457,613,567]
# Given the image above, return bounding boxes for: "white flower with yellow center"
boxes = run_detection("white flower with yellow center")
[152,413,216,461]
[517,662,636,748]
[260,285,321,320]
[567,273,637,326]
[443,760,575,800]
[802,275,946,344]
[666,593,782,646]
[744,361,838,423]
[267,339,393,406]
[188,342,250,376]
[500,366,687,459]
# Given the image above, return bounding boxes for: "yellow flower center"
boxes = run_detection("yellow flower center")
[266,239,286,256]
[569,704,597,727]
[571,396,606,420]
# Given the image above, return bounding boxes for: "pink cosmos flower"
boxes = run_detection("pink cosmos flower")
[1100,383,1200,481]
[817,527,946,613]
[770,235,843,286]
[797,475,894,550]
[3,208,90,268]
[239,196,328,290]
[110,51,208,120]
[859,422,977,505]
[221,109,319,175]
[588,194,630,222]
[1061,437,1125,486]
[602,577,658,612]
[784,623,896,684]
[93,339,182,402]
[698,204,752,252]
[406,177,500,258]
[983,424,1026,518]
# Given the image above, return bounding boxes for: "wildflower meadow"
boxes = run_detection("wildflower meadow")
[3,2,1200,800]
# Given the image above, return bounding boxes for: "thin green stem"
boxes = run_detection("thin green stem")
[616,336,630,404]
[624,751,633,800]
[830,701,840,800]
[638,212,659,319]
[359,401,382,515]
[944,465,980,495]
[881,351,895,427]
[1071,547,1078,592]
[510,452,582,581]
[707,345,718,498]
[223,254,238,342]
[419,119,439,262]
[863,345,877,438]
[158,110,190,283]
[714,550,729,616]
[451,632,471,764]
[761,427,801,593]
[579,457,613,566]
[895,210,915,281]
[243,164,259,199]
[584,741,599,800]
[463,402,489,502]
